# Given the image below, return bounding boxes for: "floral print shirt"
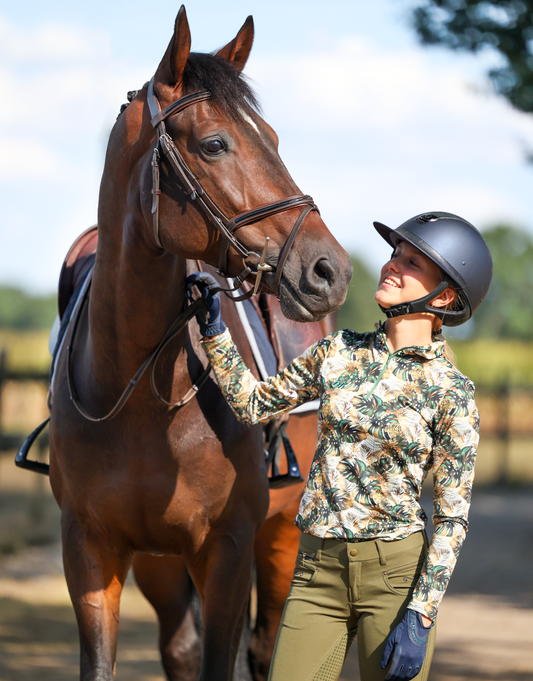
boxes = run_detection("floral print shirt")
[201,325,479,620]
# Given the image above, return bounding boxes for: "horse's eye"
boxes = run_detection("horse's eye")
[202,138,225,155]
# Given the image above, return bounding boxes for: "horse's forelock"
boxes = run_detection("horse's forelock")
[117,54,260,122]
[182,52,261,121]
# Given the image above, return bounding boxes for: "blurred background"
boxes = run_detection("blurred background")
[1,0,532,679]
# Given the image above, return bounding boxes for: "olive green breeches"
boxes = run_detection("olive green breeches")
[268,531,436,681]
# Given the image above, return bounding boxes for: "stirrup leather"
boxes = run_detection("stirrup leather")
[264,419,304,489]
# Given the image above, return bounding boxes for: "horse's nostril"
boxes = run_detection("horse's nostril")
[313,258,336,287]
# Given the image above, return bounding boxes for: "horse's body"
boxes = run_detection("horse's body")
[49,8,351,681]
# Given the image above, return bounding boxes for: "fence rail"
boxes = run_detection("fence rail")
[0,349,49,453]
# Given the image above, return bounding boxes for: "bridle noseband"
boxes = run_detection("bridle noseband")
[147,78,318,300]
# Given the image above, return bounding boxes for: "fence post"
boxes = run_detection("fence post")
[496,379,511,485]
[0,348,6,409]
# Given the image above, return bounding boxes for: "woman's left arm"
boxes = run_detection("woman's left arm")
[408,379,480,622]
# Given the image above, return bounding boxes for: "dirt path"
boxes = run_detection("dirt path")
[0,489,532,680]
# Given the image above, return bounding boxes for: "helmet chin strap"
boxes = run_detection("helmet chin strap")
[379,280,452,320]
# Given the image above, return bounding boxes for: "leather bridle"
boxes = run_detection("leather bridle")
[146,77,318,300]
[66,77,320,422]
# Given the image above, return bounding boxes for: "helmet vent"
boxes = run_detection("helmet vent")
[416,213,438,223]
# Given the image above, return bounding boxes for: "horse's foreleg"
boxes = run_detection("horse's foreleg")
[191,525,256,681]
[132,553,200,681]
[250,499,302,681]
[61,507,131,681]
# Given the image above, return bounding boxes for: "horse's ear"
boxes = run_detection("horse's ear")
[154,5,191,87]
[215,16,254,72]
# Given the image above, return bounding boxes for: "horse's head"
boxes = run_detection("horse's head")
[108,6,351,322]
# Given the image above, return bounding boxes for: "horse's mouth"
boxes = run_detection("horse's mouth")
[278,277,335,323]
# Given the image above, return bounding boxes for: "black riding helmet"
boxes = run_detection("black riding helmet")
[373,212,493,326]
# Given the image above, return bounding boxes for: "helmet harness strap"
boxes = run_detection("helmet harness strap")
[379,280,452,320]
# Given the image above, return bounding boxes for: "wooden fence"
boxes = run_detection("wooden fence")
[0,349,49,456]
[0,350,532,484]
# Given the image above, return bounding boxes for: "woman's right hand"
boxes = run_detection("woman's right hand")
[186,272,227,338]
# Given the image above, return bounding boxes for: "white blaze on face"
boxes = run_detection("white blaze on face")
[240,110,259,134]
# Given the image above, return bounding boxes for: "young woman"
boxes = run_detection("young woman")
[187,212,493,681]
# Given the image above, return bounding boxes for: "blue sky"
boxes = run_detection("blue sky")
[2,0,533,293]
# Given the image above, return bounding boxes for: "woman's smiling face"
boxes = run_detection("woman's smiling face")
[375,240,445,310]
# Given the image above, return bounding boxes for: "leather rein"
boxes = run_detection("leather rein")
[66,78,318,422]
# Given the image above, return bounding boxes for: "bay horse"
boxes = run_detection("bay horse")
[48,6,351,681]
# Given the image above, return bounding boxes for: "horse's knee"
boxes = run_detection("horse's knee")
[60,510,131,681]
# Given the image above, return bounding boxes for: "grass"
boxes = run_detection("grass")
[452,338,533,388]
[0,330,52,373]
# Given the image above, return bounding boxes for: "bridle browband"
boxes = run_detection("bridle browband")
[146,77,318,300]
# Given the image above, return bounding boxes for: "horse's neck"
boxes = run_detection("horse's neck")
[87,228,188,386]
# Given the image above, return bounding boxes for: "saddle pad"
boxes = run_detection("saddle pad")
[49,266,93,406]
[256,292,334,370]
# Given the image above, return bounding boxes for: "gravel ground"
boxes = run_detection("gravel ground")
[0,488,531,680]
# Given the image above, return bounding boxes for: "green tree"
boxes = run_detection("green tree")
[336,256,381,332]
[0,286,57,330]
[410,0,533,113]
[472,224,533,338]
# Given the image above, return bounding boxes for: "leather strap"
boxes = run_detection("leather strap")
[67,272,207,422]
[145,78,318,295]
[151,146,163,248]
[218,195,316,276]
[147,86,211,127]
[274,203,315,292]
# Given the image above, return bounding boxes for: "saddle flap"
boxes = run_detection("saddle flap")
[58,225,98,319]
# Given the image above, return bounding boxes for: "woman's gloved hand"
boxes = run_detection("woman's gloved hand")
[381,609,433,681]
[186,272,227,337]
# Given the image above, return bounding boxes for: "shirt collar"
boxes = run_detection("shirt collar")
[373,322,446,360]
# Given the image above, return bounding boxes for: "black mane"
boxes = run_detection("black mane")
[182,52,261,120]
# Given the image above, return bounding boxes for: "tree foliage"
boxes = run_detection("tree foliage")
[0,287,57,330]
[411,0,533,112]
[472,224,533,338]
[336,256,382,333]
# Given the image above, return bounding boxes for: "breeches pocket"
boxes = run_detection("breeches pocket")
[382,556,425,596]
[291,549,319,587]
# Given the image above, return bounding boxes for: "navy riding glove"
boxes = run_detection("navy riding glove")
[381,609,433,681]
[186,272,227,337]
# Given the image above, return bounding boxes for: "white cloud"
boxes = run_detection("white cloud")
[249,37,533,142]
[0,14,153,291]
[0,135,63,179]
[0,16,109,62]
